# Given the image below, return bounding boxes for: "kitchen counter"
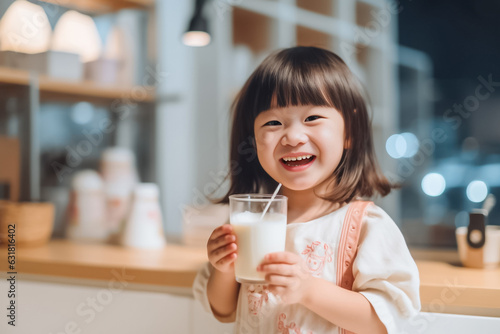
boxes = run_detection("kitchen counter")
[1,240,499,317]
[0,239,206,289]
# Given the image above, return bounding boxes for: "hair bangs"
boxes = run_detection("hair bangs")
[249,51,337,119]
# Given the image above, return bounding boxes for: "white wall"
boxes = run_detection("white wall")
[156,1,235,237]
[156,0,198,237]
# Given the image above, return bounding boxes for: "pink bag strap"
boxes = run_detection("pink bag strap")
[336,200,372,334]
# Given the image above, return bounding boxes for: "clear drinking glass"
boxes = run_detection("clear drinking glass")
[229,194,287,283]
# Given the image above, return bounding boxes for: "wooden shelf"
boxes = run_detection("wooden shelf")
[0,239,206,288]
[233,1,390,53]
[296,25,333,50]
[233,7,272,54]
[39,0,154,14]
[296,0,333,16]
[356,1,377,28]
[0,67,155,103]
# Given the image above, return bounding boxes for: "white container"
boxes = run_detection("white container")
[229,194,287,283]
[100,147,138,238]
[121,183,166,249]
[84,57,121,85]
[66,170,108,241]
[0,50,82,81]
[456,225,500,269]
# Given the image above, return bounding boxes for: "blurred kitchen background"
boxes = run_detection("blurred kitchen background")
[0,0,498,249]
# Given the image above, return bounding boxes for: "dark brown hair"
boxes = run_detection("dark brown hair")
[212,46,395,204]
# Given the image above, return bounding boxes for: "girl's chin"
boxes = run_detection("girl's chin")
[280,181,321,192]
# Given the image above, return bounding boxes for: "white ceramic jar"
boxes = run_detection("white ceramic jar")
[100,147,138,239]
[120,183,166,249]
[66,170,108,241]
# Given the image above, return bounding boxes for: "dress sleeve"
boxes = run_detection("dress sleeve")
[192,261,237,323]
[351,203,421,334]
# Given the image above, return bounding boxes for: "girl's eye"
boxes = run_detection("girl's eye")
[264,120,281,126]
[305,115,322,122]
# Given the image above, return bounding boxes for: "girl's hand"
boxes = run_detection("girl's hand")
[257,251,313,305]
[207,224,238,274]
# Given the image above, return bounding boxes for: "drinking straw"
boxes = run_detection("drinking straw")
[260,183,282,220]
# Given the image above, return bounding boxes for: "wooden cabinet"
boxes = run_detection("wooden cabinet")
[0,278,234,334]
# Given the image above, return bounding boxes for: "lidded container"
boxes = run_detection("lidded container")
[100,147,138,240]
[66,170,107,241]
[455,194,500,269]
[120,183,166,249]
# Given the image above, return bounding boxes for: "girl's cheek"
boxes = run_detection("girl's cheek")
[256,132,277,147]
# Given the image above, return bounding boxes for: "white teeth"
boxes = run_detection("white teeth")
[282,155,312,162]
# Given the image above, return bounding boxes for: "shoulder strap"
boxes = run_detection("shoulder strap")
[337,201,372,334]
[336,200,372,289]
[336,200,372,334]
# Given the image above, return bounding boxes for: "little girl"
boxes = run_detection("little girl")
[193,46,420,334]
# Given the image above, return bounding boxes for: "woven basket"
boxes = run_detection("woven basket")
[0,200,55,247]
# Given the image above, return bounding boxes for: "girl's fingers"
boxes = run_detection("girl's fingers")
[209,224,233,242]
[257,263,293,276]
[260,252,298,265]
[215,252,237,266]
[207,233,236,253]
[265,274,293,287]
[210,242,237,262]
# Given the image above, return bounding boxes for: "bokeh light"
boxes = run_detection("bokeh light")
[466,180,488,203]
[401,132,420,157]
[386,134,406,158]
[386,132,419,158]
[421,173,446,197]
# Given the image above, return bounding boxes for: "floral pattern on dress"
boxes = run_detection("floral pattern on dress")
[247,284,270,316]
[277,313,313,334]
[301,241,333,277]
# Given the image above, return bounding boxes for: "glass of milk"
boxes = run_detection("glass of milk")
[229,194,287,283]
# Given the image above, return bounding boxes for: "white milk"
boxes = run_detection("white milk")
[231,211,287,282]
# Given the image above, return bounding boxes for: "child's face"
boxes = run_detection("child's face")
[254,105,345,192]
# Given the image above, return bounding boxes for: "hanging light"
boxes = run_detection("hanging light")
[182,0,211,47]
[51,10,102,63]
[0,0,52,54]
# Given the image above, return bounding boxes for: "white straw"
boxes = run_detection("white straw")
[260,183,282,220]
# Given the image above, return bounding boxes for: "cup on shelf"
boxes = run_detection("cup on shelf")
[455,209,500,269]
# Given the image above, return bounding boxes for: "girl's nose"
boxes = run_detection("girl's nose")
[281,126,308,147]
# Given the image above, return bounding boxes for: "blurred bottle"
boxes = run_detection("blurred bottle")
[66,170,107,241]
[100,147,138,243]
[121,183,166,249]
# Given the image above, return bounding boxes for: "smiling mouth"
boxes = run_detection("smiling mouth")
[280,155,316,167]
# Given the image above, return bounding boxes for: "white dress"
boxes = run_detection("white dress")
[192,202,421,334]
